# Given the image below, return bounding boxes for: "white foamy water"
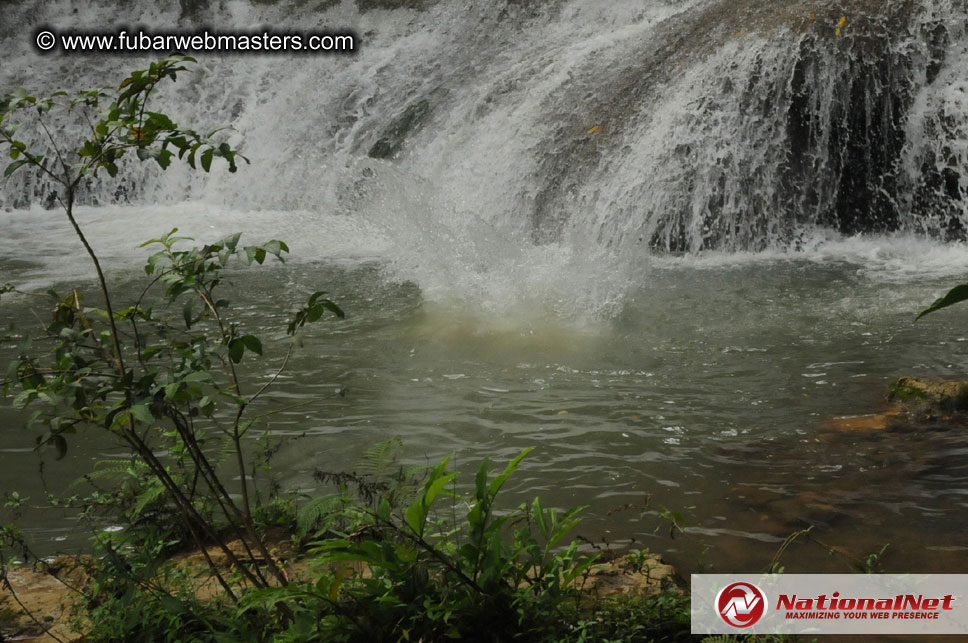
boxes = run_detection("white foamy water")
[1,0,967,314]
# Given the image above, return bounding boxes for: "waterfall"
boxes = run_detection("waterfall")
[1,0,967,266]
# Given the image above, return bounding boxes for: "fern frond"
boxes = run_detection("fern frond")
[357,436,402,478]
[131,480,167,517]
[296,494,348,535]
[68,459,136,489]
[210,433,237,469]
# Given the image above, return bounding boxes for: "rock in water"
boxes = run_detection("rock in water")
[368,100,432,160]
[887,376,968,412]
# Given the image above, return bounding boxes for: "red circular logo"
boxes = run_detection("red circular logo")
[716,582,767,628]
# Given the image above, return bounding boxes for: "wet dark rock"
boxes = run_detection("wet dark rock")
[177,0,340,22]
[788,27,910,236]
[522,0,965,250]
[768,490,849,528]
[367,99,432,159]
[726,485,848,531]
[177,0,214,22]
[356,0,432,12]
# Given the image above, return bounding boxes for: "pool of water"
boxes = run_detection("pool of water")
[3,208,967,575]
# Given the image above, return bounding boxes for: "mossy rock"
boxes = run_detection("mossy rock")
[887,376,968,411]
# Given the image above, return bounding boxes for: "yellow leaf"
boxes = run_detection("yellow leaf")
[734,32,743,37]
[809,12,816,20]
[587,125,602,135]
[557,410,568,415]
[838,15,848,28]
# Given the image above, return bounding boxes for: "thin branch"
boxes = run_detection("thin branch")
[36,113,72,182]
[0,129,68,188]
[119,426,264,591]
[248,343,294,406]
[57,190,126,376]
[378,514,488,596]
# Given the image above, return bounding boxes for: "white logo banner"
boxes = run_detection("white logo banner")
[692,574,968,635]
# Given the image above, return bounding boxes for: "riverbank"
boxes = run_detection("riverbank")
[1,536,686,642]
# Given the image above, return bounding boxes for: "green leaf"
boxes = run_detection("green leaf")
[139,228,181,248]
[156,148,173,170]
[301,293,345,324]
[561,551,599,587]
[52,434,68,461]
[306,305,325,323]
[198,396,214,416]
[129,404,154,425]
[240,335,262,356]
[222,232,242,251]
[474,458,489,502]
[321,300,345,319]
[533,497,549,540]
[405,455,455,537]
[12,389,37,409]
[425,471,457,507]
[404,503,425,536]
[145,111,175,131]
[228,338,245,363]
[263,240,289,258]
[183,299,194,329]
[244,246,267,264]
[917,284,968,320]
[377,497,392,522]
[3,159,28,177]
[200,147,213,172]
[488,447,533,496]
[187,143,201,168]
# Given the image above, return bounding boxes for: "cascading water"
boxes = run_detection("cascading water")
[2,0,967,290]
[4,0,968,572]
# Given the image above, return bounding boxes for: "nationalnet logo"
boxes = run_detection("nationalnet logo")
[776,591,954,621]
[716,582,767,628]
[693,574,968,635]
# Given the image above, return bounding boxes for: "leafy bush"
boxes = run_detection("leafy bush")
[292,448,597,641]
[232,446,692,642]
[0,55,341,625]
